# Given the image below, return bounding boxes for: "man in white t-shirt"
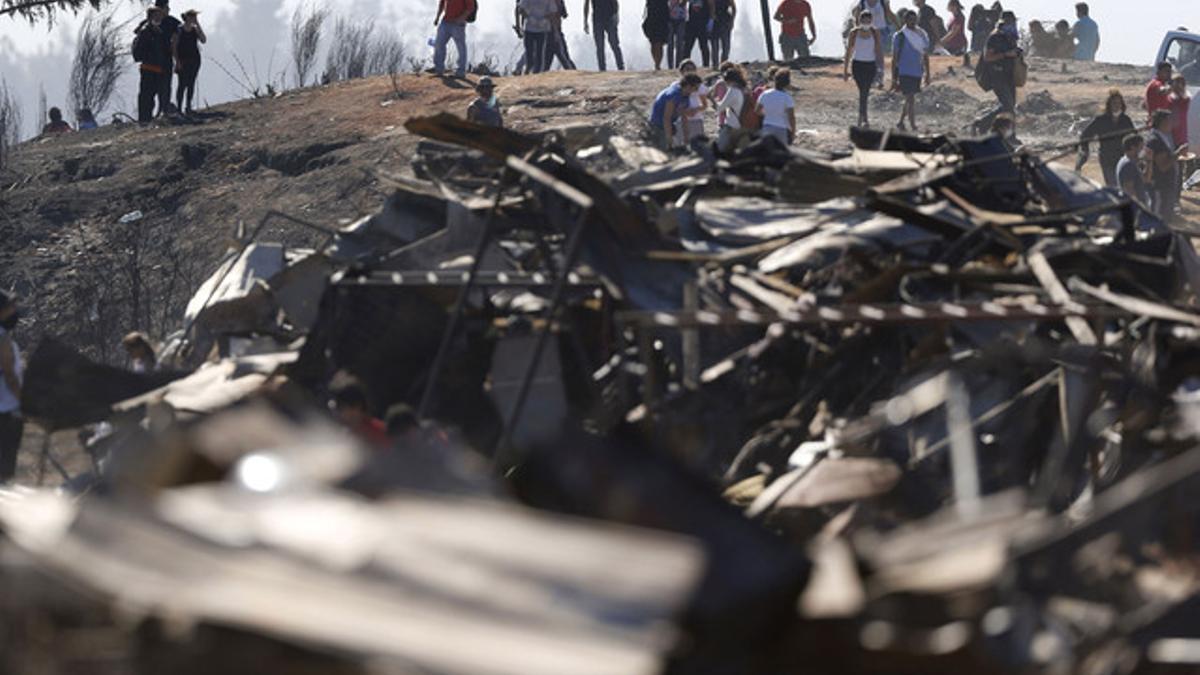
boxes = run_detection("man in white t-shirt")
[755,68,796,146]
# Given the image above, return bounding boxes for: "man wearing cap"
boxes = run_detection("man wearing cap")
[0,292,23,484]
[466,77,504,127]
[433,0,476,79]
[133,6,171,122]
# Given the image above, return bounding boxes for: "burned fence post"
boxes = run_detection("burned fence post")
[493,156,596,465]
[417,168,515,421]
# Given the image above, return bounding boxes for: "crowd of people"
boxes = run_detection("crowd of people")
[132,0,207,123]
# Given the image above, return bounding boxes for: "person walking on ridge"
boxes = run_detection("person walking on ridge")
[892,9,930,131]
[585,0,625,70]
[845,9,884,128]
[1070,2,1099,62]
[643,0,670,69]
[709,0,735,65]
[434,0,476,78]
[133,6,172,123]
[774,0,815,61]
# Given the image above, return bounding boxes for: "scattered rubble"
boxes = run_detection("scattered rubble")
[4,109,1200,674]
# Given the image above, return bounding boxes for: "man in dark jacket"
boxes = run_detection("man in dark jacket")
[134,6,172,122]
[154,0,182,113]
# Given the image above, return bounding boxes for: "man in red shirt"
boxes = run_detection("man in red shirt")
[1145,61,1174,124]
[773,0,815,61]
[433,0,476,78]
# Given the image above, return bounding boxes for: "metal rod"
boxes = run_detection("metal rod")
[416,170,511,420]
[759,0,776,61]
[494,205,593,465]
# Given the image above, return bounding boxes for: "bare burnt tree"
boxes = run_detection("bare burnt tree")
[290,3,327,88]
[0,0,101,22]
[69,13,123,119]
[366,31,407,78]
[0,79,21,172]
[36,85,46,135]
[323,17,372,82]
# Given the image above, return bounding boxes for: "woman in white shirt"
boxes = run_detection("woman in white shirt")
[714,67,747,152]
[755,68,795,146]
[844,9,884,128]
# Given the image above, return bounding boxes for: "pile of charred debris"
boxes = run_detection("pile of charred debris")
[5,114,1200,674]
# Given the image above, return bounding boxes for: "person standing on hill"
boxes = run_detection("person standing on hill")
[516,0,557,74]
[774,0,815,61]
[913,0,944,49]
[942,0,967,55]
[1070,2,1099,62]
[861,0,898,51]
[666,0,688,68]
[585,0,625,70]
[892,9,930,131]
[682,0,714,67]
[709,0,736,64]
[982,10,1020,133]
[434,0,476,78]
[643,0,671,69]
[1076,89,1135,187]
[967,3,991,56]
[172,9,205,115]
[133,6,171,123]
[755,68,796,145]
[1052,20,1073,59]
[152,0,181,113]
[1145,62,1174,124]
[844,9,884,128]
[1169,74,1191,150]
[1146,109,1179,219]
[0,291,23,485]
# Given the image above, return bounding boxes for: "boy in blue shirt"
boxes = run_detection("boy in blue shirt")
[649,73,703,150]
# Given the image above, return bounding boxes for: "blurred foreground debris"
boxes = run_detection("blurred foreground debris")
[5,115,1200,673]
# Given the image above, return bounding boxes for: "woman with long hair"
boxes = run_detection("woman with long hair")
[844,9,884,128]
[1076,89,1136,187]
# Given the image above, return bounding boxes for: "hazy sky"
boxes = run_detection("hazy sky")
[0,0,1193,136]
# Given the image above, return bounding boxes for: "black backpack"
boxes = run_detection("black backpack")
[131,27,152,63]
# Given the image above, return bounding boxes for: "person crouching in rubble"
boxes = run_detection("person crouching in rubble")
[121,332,157,373]
[891,9,931,132]
[466,77,504,127]
[0,291,23,484]
[329,373,390,448]
[649,72,703,150]
[755,67,796,146]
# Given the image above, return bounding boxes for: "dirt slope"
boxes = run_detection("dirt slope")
[0,55,1173,367]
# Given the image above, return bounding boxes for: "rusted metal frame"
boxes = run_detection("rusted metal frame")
[179,210,334,347]
[417,169,516,420]
[614,301,1122,329]
[493,155,597,463]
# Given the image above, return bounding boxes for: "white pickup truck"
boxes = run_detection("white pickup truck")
[1156,30,1200,148]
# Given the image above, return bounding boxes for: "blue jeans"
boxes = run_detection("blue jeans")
[433,21,467,77]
